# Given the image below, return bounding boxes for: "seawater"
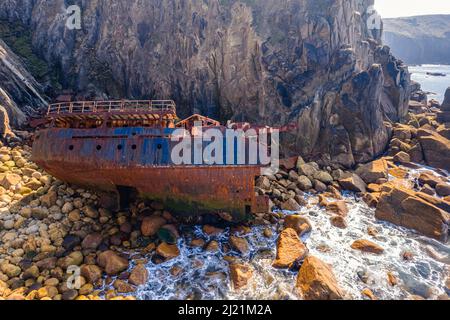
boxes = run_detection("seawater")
[122,165,450,300]
[409,65,450,103]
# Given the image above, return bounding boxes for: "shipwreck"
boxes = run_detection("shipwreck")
[31,100,274,221]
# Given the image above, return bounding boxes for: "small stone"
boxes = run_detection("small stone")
[190,239,205,248]
[435,183,450,197]
[141,216,166,237]
[203,225,224,236]
[229,264,253,290]
[68,210,81,222]
[156,242,180,260]
[97,251,129,275]
[113,280,136,293]
[62,289,78,301]
[61,202,74,215]
[229,236,249,255]
[351,240,384,254]
[330,215,347,229]
[81,233,103,250]
[387,272,398,286]
[62,235,81,251]
[128,264,149,286]
[326,201,349,216]
[361,288,377,300]
[79,283,94,295]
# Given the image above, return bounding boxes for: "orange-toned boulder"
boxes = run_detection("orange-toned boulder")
[351,239,384,254]
[417,129,450,171]
[272,228,308,269]
[296,256,345,300]
[355,158,388,184]
[338,173,367,193]
[326,201,349,217]
[128,264,149,286]
[229,264,253,290]
[375,184,450,242]
[284,215,312,236]
[156,242,180,260]
[97,251,129,275]
[229,236,249,254]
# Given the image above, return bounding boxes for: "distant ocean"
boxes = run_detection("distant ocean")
[409,65,450,103]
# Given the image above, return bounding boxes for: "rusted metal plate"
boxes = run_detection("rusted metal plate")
[32,127,269,221]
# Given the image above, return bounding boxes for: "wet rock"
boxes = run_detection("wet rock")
[203,225,224,236]
[330,216,347,229]
[80,265,103,283]
[22,265,39,280]
[113,280,136,293]
[375,184,450,242]
[1,263,21,278]
[296,256,344,300]
[141,216,166,237]
[229,264,253,290]
[338,173,367,193]
[128,264,149,286]
[272,228,308,269]
[326,201,349,217]
[156,242,180,260]
[205,241,220,252]
[420,184,435,196]
[355,159,388,184]
[97,251,129,275]
[284,215,312,236]
[229,236,249,255]
[314,171,333,184]
[190,239,205,248]
[351,240,384,254]
[387,272,398,286]
[313,180,327,193]
[361,288,377,300]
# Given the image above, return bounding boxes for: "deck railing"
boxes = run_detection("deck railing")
[47,100,176,116]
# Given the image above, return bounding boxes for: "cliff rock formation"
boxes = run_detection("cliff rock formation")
[0,0,411,167]
[383,15,450,65]
[0,39,47,137]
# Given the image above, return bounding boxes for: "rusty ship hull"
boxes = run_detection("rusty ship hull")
[31,100,270,221]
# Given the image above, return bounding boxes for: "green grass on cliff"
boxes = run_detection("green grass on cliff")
[0,20,49,82]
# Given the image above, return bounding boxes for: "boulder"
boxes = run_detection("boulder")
[128,264,149,286]
[351,239,384,254]
[330,216,347,229]
[326,201,349,217]
[417,129,450,171]
[284,215,312,236]
[375,184,450,242]
[441,87,450,111]
[81,233,103,250]
[280,198,302,211]
[156,242,180,260]
[436,183,450,197]
[338,173,367,193]
[141,216,166,237]
[229,236,249,254]
[80,265,103,283]
[355,159,388,184]
[97,251,129,275]
[296,256,345,300]
[393,151,411,164]
[297,175,313,191]
[1,174,21,189]
[272,228,308,269]
[229,264,253,290]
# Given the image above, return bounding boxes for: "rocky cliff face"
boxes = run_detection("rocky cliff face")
[0,0,411,167]
[0,39,47,137]
[383,15,450,65]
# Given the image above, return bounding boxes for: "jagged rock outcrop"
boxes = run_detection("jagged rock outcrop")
[383,15,450,65]
[0,39,47,137]
[0,0,410,166]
